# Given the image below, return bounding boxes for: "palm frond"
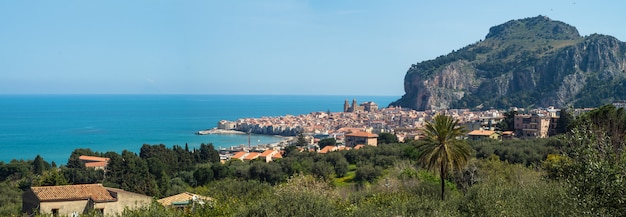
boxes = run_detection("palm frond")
[417,114,472,173]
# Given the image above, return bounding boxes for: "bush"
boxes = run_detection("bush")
[354,164,382,183]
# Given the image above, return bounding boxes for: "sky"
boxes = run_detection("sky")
[0,0,624,96]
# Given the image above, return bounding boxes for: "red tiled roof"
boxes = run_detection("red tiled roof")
[231,151,247,159]
[79,155,109,162]
[244,152,260,160]
[259,150,276,157]
[345,131,378,138]
[271,152,282,159]
[354,144,365,150]
[319,146,335,154]
[31,184,116,202]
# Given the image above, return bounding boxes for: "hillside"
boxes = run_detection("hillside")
[390,16,626,110]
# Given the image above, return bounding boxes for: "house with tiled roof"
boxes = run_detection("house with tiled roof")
[79,155,110,170]
[345,131,378,147]
[271,152,283,161]
[22,184,151,217]
[231,151,248,161]
[258,150,281,162]
[467,129,500,141]
[318,145,337,154]
[244,152,261,161]
[157,192,212,209]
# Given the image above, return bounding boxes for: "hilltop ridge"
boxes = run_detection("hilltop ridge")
[391,16,626,110]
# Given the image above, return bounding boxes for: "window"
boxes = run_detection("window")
[51,209,59,217]
[96,208,104,216]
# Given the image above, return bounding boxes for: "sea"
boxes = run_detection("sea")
[0,95,397,165]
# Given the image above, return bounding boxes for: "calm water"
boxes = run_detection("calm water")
[0,95,397,164]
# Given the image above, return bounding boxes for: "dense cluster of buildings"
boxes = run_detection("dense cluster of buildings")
[216,99,623,147]
[23,100,619,216]
[217,99,510,145]
[211,99,626,163]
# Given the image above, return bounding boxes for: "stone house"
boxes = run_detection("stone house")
[22,184,151,217]
[345,131,378,147]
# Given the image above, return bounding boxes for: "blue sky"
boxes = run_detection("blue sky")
[0,0,623,96]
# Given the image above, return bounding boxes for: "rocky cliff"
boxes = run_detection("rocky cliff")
[390,16,626,110]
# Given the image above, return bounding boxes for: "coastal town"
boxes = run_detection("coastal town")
[200,99,626,162]
[16,100,624,216]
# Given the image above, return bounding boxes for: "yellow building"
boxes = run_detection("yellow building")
[467,130,500,141]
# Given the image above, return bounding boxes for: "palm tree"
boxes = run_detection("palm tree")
[417,114,472,200]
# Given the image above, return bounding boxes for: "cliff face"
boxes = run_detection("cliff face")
[391,16,626,110]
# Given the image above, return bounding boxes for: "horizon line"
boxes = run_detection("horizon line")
[0,93,402,97]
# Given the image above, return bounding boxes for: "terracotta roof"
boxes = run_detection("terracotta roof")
[79,155,109,162]
[259,150,276,157]
[467,130,497,136]
[271,152,282,159]
[337,146,351,151]
[319,146,336,154]
[157,192,212,207]
[244,152,260,160]
[31,184,116,202]
[231,151,247,159]
[85,161,108,168]
[354,144,365,150]
[345,131,378,138]
[502,131,514,135]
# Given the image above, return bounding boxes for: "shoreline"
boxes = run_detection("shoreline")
[196,128,295,151]
[196,128,246,135]
[218,135,295,151]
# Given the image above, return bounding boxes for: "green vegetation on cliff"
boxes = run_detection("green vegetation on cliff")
[392,16,626,110]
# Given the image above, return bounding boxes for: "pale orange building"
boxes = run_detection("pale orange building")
[79,155,110,170]
[230,151,248,161]
[258,150,282,162]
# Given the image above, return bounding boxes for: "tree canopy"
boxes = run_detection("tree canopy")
[417,114,472,200]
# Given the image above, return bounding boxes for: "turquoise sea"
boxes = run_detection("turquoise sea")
[0,95,397,164]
